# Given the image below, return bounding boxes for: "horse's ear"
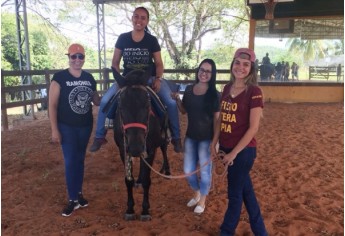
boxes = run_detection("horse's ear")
[111,67,126,87]
[124,69,148,86]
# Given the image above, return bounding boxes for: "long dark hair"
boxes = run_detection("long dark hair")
[195,58,218,116]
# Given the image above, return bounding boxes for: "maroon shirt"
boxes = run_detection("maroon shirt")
[219,83,263,149]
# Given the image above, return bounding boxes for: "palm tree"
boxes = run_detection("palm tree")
[286,38,343,62]
[286,38,328,61]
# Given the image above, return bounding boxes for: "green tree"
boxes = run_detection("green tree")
[118,0,248,69]
[31,31,51,70]
[1,13,19,70]
[286,38,341,61]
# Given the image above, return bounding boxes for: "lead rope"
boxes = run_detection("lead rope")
[140,150,229,180]
[213,150,232,180]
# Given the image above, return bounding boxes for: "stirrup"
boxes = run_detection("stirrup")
[105,118,114,129]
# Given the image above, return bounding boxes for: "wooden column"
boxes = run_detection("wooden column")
[248,19,256,50]
[1,71,9,131]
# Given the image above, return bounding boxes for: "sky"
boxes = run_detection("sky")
[255,37,288,48]
[1,0,290,61]
[1,0,251,50]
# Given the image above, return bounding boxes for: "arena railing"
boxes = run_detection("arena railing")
[1,68,343,130]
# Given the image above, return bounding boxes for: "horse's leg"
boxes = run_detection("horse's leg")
[135,169,143,188]
[124,176,136,220]
[139,151,155,221]
[159,141,171,176]
[119,148,136,221]
[158,121,171,176]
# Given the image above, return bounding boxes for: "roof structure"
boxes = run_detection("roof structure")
[255,17,344,40]
[247,0,344,40]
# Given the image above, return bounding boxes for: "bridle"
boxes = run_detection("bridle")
[123,123,148,132]
[118,85,151,181]
[119,85,151,136]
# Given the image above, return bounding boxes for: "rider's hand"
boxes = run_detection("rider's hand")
[171,92,179,101]
[152,77,161,92]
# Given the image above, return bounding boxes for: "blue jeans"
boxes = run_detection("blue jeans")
[95,83,119,138]
[219,147,267,236]
[183,137,212,196]
[95,77,180,140]
[58,123,92,201]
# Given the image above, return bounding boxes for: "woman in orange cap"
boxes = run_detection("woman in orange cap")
[49,43,100,217]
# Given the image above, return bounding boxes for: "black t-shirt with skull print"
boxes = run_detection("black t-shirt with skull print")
[52,69,97,127]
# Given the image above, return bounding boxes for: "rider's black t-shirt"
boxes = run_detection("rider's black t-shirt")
[115,31,161,76]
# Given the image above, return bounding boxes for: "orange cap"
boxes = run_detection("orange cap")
[66,43,85,55]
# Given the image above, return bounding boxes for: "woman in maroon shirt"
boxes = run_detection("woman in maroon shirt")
[211,48,268,236]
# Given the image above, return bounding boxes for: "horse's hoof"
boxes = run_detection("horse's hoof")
[140,214,152,221]
[124,213,136,221]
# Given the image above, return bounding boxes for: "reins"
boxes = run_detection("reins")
[140,150,229,180]
[140,154,211,179]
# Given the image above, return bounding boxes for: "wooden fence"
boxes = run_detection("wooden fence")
[309,66,342,81]
[1,68,229,131]
[2,68,343,130]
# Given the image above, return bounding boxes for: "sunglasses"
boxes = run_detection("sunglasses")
[70,54,85,60]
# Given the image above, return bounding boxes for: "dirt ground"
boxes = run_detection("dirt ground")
[1,102,344,236]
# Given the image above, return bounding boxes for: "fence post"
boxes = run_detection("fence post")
[45,71,51,116]
[327,67,330,80]
[1,71,9,131]
[103,67,109,91]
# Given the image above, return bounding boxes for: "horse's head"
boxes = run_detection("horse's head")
[117,69,151,157]
[112,67,150,88]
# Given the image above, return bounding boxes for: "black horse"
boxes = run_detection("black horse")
[259,63,275,81]
[113,69,170,221]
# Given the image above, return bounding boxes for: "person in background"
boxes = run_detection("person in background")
[254,59,259,75]
[40,88,48,110]
[89,6,182,153]
[285,62,290,81]
[49,43,101,217]
[281,61,286,81]
[211,48,268,235]
[291,62,299,80]
[275,62,282,81]
[172,59,220,214]
[262,52,270,65]
[337,64,341,81]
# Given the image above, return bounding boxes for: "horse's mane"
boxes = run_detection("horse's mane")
[111,67,151,87]
[124,69,150,87]
[118,69,151,117]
